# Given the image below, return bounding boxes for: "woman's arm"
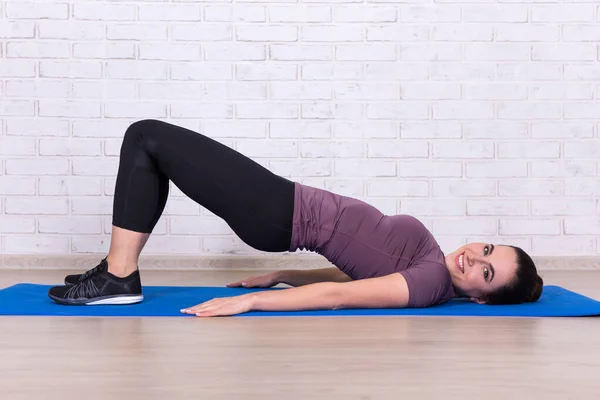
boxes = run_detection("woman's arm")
[277,267,352,286]
[227,267,352,289]
[181,273,410,317]
[253,273,409,311]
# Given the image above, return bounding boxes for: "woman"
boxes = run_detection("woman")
[48,120,544,316]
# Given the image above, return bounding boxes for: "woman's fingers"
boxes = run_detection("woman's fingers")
[226,278,254,287]
[227,275,268,288]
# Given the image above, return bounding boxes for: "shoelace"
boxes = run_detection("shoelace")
[65,275,103,299]
[78,259,107,282]
[65,260,108,299]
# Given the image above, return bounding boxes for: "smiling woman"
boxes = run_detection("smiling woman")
[46,119,543,316]
[444,243,543,305]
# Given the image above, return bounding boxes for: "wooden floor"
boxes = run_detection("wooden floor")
[0,268,599,400]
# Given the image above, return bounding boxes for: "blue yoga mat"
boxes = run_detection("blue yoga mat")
[0,283,599,317]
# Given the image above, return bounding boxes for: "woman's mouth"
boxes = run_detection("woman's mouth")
[455,253,465,274]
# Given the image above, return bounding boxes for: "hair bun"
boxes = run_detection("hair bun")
[527,275,544,302]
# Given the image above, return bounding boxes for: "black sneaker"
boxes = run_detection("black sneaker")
[64,257,108,285]
[48,259,143,306]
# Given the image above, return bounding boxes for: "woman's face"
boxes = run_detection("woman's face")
[445,243,519,303]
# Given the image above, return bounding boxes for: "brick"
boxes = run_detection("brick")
[531,161,596,177]
[39,177,103,196]
[302,64,362,80]
[72,159,119,176]
[7,41,69,58]
[272,82,331,100]
[39,139,102,157]
[236,25,297,42]
[336,44,397,61]
[402,200,464,216]
[531,199,596,216]
[497,102,562,119]
[271,121,331,139]
[6,80,70,98]
[0,177,36,195]
[496,23,559,41]
[564,217,600,234]
[6,3,68,19]
[367,180,429,197]
[335,83,398,100]
[0,138,36,156]
[433,102,494,119]
[498,141,560,158]
[38,21,104,40]
[369,25,430,41]
[205,5,266,23]
[236,140,298,158]
[401,43,462,61]
[466,161,527,178]
[532,237,596,255]
[39,100,102,118]
[367,102,429,119]
[40,61,103,78]
[334,6,397,22]
[6,118,69,137]
[336,121,397,139]
[531,122,594,138]
[499,219,561,235]
[432,141,494,159]
[335,160,396,177]
[302,26,364,42]
[368,141,428,158]
[499,179,562,196]
[467,200,528,216]
[401,122,461,139]
[464,83,527,100]
[39,217,103,234]
[6,159,69,175]
[269,160,331,177]
[302,141,365,158]
[171,24,232,41]
[433,218,498,235]
[432,24,493,41]
[401,83,461,100]
[6,197,68,215]
[564,179,600,196]
[0,217,35,233]
[464,122,528,139]
[433,180,496,197]
[564,141,600,158]
[4,236,70,254]
[400,161,462,177]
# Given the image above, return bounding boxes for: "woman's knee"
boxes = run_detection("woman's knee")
[124,119,161,139]
[121,119,164,151]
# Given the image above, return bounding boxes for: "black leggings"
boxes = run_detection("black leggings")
[112,119,295,252]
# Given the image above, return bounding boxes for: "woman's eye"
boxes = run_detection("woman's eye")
[484,268,489,280]
[484,246,489,255]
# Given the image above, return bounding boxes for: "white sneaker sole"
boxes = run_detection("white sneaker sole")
[48,293,144,306]
[86,295,144,305]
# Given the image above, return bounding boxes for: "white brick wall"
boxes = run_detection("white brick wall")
[1,1,599,258]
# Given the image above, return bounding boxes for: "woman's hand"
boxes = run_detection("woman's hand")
[226,271,281,288]
[181,293,255,317]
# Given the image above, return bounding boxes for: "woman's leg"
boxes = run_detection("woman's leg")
[112,119,295,252]
[49,119,296,305]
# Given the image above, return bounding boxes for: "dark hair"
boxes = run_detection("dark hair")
[484,245,543,305]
